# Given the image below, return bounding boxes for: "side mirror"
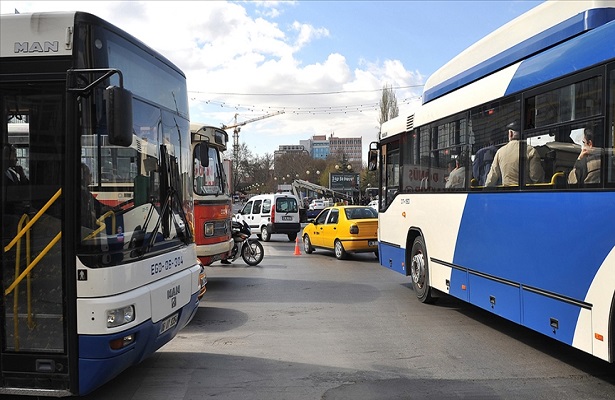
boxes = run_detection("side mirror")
[105,86,133,147]
[367,141,379,171]
[198,143,210,167]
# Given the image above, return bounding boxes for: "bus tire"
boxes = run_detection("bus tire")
[410,236,435,303]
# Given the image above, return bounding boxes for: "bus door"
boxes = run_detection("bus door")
[1,85,73,394]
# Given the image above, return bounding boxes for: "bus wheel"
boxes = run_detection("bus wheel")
[410,236,434,303]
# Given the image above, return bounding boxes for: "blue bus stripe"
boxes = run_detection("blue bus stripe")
[506,18,615,95]
[424,8,615,103]
[453,192,615,303]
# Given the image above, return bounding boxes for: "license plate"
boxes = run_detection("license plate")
[159,313,178,335]
[282,216,292,221]
[368,240,377,247]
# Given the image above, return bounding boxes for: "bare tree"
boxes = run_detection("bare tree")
[229,142,253,194]
[378,83,399,125]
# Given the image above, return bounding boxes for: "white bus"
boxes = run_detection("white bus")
[1,12,203,396]
[370,0,615,362]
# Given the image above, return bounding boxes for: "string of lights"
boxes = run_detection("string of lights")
[188,84,423,97]
[189,96,421,115]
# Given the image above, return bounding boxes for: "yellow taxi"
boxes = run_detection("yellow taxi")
[302,205,378,260]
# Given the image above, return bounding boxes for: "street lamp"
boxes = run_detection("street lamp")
[335,163,354,203]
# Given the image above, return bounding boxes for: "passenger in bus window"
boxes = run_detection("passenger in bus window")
[3,144,29,185]
[568,127,601,185]
[445,155,466,189]
[472,140,496,186]
[485,122,544,187]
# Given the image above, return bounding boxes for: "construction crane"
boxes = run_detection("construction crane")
[289,179,351,222]
[222,111,285,162]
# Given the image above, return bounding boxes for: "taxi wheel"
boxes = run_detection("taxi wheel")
[303,234,313,254]
[334,240,347,260]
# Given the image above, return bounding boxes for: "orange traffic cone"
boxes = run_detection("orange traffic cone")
[294,237,301,256]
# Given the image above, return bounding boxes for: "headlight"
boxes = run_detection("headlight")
[107,305,135,328]
[204,222,214,236]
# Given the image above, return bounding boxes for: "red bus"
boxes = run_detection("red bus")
[191,124,233,265]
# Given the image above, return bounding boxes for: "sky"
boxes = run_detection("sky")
[1,1,544,161]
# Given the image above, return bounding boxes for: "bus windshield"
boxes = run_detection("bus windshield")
[194,143,226,195]
[78,95,192,266]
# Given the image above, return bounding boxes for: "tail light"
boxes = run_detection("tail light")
[350,225,359,234]
[271,204,275,222]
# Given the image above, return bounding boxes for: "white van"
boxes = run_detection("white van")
[235,193,301,242]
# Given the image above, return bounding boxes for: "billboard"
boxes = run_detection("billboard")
[329,172,360,192]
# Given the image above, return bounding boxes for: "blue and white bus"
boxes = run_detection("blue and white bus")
[1,12,204,396]
[370,0,615,362]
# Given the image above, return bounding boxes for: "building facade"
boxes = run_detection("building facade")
[275,134,362,167]
[329,135,362,169]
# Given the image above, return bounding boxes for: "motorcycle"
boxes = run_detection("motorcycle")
[226,219,264,266]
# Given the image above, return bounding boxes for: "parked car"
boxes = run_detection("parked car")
[235,193,301,242]
[309,199,325,210]
[306,199,326,219]
[302,205,378,260]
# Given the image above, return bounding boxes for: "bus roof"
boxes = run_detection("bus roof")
[1,12,76,58]
[381,0,615,141]
[190,124,229,148]
[423,0,615,104]
[1,11,185,79]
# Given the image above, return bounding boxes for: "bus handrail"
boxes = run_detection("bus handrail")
[83,210,116,240]
[4,188,62,253]
[8,214,31,350]
[4,189,63,295]
[470,172,564,189]
[3,190,63,351]
[527,171,564,187]
[5,233,62,297]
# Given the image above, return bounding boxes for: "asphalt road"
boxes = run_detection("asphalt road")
[58,234,615,399]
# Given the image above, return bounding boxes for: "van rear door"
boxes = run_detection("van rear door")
[275,196,299,223]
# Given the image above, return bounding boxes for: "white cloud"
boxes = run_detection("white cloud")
[291,21,329,49]
[1,0,424,158]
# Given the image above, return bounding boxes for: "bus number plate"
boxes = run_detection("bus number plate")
[159,313,178,335]
[282,216,292,221]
